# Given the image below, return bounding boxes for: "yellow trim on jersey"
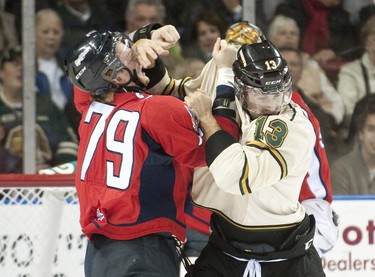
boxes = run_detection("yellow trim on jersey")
[179,76,191,98]
[288,103,297,121]
[239,155,251,195]
[192,201,299,230]
[162,77,175,95]
[246,140,288,180]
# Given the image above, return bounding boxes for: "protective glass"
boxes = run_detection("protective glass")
[234,77,292,117]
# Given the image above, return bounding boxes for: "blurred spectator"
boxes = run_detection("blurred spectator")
[254,0,285,35]
[124,0,165,34]
[268,15,344,128]
[331,94,375,194]
[359,3,375,31]
[337,16,375,139]
[0,8,18,54]
[51,0,118,57]
[182,11,226,63]
[174,57,205,79]
[0,124,22,173]
[163,0,242,46]
[3,0,53,41]
[275,0,358,85]
[0,46,78,173]
[123,0,185,81]
[342,0,372,25]
[279,47,339,150]
[103,0,127,31]
[35,8,79,132]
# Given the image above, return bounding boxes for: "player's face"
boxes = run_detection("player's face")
[243,89,285,118]
[235,78,291,119]
[117,43,150,87]
[104,39,150,87]
[359,114,375,157]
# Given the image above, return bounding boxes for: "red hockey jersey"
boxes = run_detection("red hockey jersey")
[74,87,236,241]
[292,92,333,203]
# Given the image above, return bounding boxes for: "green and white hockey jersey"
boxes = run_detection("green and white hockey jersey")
[193,101,315,227]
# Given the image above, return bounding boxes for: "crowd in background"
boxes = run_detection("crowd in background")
[1,0,375,195]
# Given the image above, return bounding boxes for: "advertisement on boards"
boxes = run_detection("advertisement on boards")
[323,196,375,277]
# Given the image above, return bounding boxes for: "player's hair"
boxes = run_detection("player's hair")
[91,91,115,103]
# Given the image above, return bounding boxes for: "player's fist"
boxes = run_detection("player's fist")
[213,38,237,69]
[151,25,180,50]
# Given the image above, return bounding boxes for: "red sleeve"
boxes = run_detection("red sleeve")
[292,92,333,203]
[74,86,91,113]
[215,116,239,141]
[142,95,207,167]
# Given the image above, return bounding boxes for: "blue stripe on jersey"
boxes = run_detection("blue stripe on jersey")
[137,130,185,227]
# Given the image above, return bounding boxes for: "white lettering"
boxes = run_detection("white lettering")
[74,47,90,67]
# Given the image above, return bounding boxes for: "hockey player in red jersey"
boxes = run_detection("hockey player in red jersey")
[64,30,238,276]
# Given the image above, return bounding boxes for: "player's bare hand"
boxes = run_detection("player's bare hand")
[151,25,180,50]
[133,39,169,68]
[184,89,213,120]
[213,38,237,69]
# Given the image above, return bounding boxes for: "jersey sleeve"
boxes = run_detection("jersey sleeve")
[142,95,207,167]
[146,59,218,99]
[292,93,333,203]
[73,86,91,113]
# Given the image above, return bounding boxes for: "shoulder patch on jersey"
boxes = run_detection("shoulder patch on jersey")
[185,106,199,132]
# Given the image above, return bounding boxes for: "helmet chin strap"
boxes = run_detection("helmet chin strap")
[120,67,145,89]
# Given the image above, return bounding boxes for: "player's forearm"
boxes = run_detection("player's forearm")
[199,114,222,141]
